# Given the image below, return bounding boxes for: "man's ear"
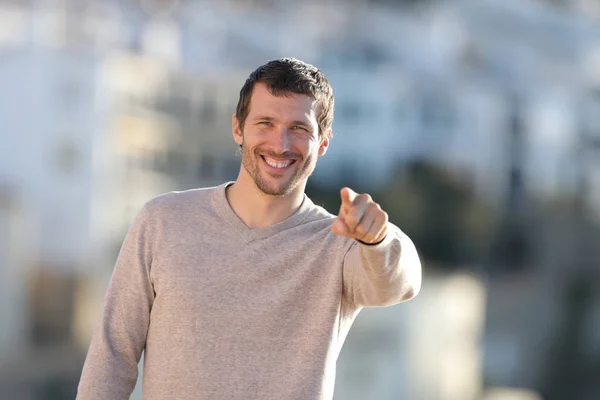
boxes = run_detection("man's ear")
[232,114,243,146]
[318,128,332,157]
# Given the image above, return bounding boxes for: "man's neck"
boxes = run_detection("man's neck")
[225,175,305,229]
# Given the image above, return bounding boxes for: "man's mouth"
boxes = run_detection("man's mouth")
[261,155,296,170]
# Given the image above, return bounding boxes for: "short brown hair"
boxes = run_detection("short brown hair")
[235,58,334,140]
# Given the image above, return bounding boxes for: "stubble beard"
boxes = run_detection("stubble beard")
[240,140,317,197]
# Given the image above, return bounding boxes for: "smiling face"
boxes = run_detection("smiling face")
[232,82,330,197]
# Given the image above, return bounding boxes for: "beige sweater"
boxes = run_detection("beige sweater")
[77,182,421,400]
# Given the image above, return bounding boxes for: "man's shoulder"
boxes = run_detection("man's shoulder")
[142,183,225,218]
[150,186,217,205]
[304,200,336,223]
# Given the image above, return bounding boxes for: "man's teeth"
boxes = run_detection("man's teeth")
[264,157,292,168]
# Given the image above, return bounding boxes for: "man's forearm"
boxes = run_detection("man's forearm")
[343,224,422,307]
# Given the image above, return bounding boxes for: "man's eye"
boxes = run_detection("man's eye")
[292,125,307,131]
[259,121,272,126]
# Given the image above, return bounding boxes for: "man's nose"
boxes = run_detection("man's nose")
[272,127,292,152]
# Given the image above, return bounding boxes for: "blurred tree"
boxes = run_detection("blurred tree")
[538,267,600,400]
[307,158,496,268]
[488,91,532,276]
[488,220,532,274]
[537,110,600,400]
[377,159,495,267]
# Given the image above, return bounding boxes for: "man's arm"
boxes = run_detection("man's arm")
[332,187,422,308]
[342,224,421,307]
[77,204,156,399]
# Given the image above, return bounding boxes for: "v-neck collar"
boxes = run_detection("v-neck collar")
[212,181,314,244]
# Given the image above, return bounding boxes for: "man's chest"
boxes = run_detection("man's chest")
[149,230,345,328]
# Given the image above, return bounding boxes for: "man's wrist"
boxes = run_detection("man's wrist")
[357,234,387,246]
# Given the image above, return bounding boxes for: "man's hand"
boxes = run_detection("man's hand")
[331,187,388,245]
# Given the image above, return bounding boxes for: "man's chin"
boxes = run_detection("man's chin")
[257,184,291,197]
[255,177,296,197]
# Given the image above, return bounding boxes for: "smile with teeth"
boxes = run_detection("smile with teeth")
[262,156,295,169]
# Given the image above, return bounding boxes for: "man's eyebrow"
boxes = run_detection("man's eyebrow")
[290,120,311,127]
[251,116,312,128]
[251,115,275,121]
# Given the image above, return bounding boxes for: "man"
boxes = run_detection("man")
[77,57,421,400]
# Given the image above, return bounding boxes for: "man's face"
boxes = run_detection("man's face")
[232,83,330,197]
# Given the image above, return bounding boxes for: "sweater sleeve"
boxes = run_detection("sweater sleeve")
[77,204,156,400]
[342,222,421,308]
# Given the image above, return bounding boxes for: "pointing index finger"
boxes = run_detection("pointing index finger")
[340,187,357,209]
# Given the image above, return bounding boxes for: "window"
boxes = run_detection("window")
[0,4,27,49]
[197,154,215,179]
[58,79,81,112]
[199,99,217,126]
[420,93,455,131]
[53,136,80,176]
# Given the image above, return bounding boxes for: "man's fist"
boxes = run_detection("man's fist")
[331,187,388,245]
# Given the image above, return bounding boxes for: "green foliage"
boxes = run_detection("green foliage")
[307,159,497,267]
